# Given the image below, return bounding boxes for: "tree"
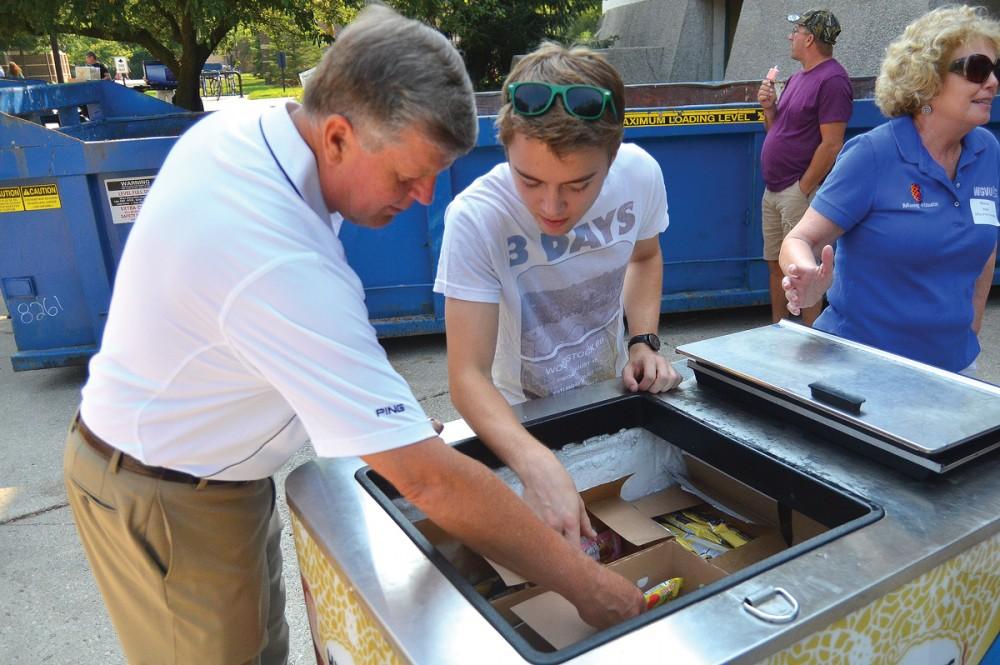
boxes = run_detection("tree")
[381,0,604,89]
[221,10,330,84]
[0,0,313,111]
[563,4,618,50]
[52,34,153,80]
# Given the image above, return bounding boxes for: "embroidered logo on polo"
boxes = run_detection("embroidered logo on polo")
[973,185,998,198]
[901,182,939,209]
[375,404,405,417]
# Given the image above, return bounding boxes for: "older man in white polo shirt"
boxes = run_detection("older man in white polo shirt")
[63,7,643,665]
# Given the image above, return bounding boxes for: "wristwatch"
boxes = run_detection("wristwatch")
[627,333,661,352]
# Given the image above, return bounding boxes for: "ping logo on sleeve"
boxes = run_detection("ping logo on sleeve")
[375,403,406,417]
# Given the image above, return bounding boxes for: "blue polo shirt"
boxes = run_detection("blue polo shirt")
[812,115,999,372]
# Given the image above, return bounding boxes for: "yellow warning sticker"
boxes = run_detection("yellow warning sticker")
[20,184,61,211]
[0,187,24,213]
[624,107,765,128]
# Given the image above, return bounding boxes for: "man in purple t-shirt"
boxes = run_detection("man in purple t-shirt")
[758,9,852,324]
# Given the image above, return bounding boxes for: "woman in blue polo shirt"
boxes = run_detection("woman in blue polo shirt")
[780,5,1000,374]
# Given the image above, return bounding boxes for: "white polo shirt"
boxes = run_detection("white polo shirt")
[80,103,435,480]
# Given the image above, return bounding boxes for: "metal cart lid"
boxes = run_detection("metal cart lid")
[676,321,1000,456]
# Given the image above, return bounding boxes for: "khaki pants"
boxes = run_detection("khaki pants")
[761,180,815,261]
[64,422,288,665]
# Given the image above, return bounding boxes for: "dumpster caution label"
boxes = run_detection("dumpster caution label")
[105,177,154,225]
[0,187,24,213]
[624,107,764,128]
[0,184,61,213]
[21,184,62,211]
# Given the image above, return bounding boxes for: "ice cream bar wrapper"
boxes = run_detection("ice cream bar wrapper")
[644,577,683,610]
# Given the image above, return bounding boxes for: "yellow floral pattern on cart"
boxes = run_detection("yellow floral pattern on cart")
[292,516,407,665]
[761,533,1000,665]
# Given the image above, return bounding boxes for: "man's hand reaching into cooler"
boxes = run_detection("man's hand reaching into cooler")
[572,565,646,628]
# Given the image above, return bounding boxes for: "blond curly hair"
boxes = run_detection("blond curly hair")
[876,5,1000,117]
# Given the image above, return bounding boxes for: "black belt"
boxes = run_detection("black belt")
[74,415,248,487]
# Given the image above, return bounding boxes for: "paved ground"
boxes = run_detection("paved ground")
[0,88,306,663]
[2,296,999,664]
[202,94,298,112]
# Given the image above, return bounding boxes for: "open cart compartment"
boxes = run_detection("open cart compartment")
[356,392,882,663]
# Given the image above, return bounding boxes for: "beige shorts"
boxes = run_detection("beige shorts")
[762,180,814,261]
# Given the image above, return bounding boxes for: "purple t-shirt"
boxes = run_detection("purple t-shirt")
[761,58,853,191]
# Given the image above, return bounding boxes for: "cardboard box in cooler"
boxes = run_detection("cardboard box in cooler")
[510,539,727,649]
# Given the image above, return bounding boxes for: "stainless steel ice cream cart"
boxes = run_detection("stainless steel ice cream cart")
[286,322,1000,664]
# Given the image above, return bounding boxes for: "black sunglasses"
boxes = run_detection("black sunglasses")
[948,53,1000,84]
[507,81,619,121]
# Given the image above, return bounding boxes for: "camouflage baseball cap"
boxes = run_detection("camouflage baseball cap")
[787,10,841,45]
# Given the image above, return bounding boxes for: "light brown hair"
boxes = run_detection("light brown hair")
[496,42,625,159]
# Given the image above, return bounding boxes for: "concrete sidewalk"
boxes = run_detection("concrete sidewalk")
[1,298,998,663]
[201,94,298,112]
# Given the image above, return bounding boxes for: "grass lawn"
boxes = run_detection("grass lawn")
[142,74,302,102]
[241,74,303,101]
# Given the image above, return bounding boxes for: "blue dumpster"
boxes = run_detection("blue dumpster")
[0,80,201,370]
[3,81,999,370]
[0,79,46,89]
[350,98,1000,337]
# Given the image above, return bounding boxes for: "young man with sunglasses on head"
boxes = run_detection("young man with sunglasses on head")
[435,43,680,546]
[757,9,852,325]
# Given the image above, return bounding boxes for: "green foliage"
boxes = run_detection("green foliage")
[0,0,313,110]
[1,32,49,54]
[217,25,257,73]
[380,0,605,90]
[309,0,359,33]
[1,31,152,79]
[58,35,153,78]
[561,4,618,49]
[219,1,353,82]
[0,0,608,103]
[249,11,328,84]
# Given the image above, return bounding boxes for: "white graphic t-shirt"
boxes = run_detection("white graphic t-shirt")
[434,143,669,403]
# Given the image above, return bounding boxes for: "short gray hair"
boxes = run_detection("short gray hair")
[303,4,477,157]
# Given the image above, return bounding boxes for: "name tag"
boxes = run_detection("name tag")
[970,198,999,226]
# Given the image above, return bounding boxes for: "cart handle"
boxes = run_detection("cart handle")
[742,586,799,624]
[808,381,865,414]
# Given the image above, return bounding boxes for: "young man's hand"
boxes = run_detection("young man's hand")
[519,447,596,545]
[622,344,681,393]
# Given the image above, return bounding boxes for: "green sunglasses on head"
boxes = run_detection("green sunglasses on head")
[507,81,619,121]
